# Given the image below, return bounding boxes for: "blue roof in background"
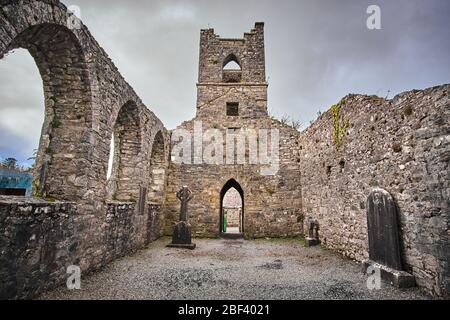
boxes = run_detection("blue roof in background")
[0,168,33,196]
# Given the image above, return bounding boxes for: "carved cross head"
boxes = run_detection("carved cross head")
[177,186,193,203]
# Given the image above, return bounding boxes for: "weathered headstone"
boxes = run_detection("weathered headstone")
[167,186,196,250]
[362,188,415,287]
[305,217,320,247]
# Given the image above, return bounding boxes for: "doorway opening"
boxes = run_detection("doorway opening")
[220,179,244,236]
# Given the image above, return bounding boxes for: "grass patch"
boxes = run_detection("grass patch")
[392,143,402,153]
[263,235,305,245]
[403,105,413,116]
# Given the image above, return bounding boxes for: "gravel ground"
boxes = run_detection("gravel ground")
[39,237,429,300]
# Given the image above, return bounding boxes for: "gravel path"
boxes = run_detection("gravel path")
[39,237,429,300]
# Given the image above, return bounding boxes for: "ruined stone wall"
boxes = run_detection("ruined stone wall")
[0,1,170,299]
[299,85,449,297]
[104,202,162,262]
[0,197,162,299]
[0,198,79,299]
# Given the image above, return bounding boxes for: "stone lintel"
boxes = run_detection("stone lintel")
[362,260,416,288]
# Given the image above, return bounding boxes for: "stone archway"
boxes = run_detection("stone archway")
[106,101,142,201]
[220,179,244,236]
[222,53,242,83]
[0,16,93,201]
[148,131,166,204]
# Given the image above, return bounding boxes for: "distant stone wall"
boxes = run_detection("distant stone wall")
[223,187,242,228]
[299,85,449,297]
[0,197,162,299]
[223,188,242,208]
[224,208,241,228]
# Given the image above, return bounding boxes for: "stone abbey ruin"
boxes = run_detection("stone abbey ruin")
[0,1,448,299]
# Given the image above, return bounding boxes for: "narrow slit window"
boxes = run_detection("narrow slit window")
[227,102,239,116]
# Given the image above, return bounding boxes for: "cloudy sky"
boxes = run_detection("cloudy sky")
[1,0,449,166]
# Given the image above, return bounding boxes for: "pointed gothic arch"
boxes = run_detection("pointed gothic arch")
[148,130,166,204]
[222,54,242,83]
[220,178,244,235]
[223,53,242,70]
[106,100,142,201]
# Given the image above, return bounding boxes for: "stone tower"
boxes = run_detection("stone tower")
[165,23,304,239]
[196,22,268,119]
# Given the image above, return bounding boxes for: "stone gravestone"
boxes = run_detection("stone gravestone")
[362,188,415,287]
[305,217,320,247]
[167,186,196,250]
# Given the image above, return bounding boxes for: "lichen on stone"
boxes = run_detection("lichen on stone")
[330,100,349,151]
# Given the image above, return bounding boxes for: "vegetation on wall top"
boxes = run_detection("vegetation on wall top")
[330,99,349,152]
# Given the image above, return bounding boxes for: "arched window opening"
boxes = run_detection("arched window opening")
[106,132,115,180]
[223,60,241,70]
[222,54,242,83]
[0,49,44,197]
[220,179,244,235]
[0,23,92,201]
[148,131,166,204]
[107,101,141,201]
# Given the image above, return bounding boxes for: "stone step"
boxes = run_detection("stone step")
[220,232,244,240]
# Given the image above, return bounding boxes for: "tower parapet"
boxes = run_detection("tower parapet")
[197,23,268,118]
